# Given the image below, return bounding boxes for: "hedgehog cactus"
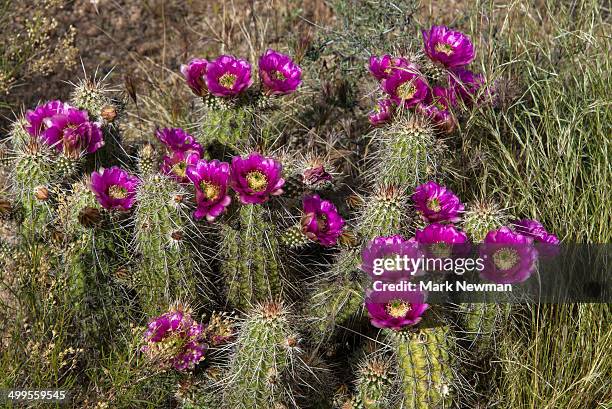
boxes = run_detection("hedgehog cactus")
[307,249,364,344]
[367,116,436,187]
[462,199,508,243]
[56,179,106,308]
[356,185,408,238]
[354,356,393,409]
[390,326,456,409]
[225,301,302,408]
[220,204,284,310]
[134,174,200,314]
[11,139,55,239]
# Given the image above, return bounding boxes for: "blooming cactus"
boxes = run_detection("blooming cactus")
[479,226,537,284]
[142,306,207,372]
[258,49,302,95]
[414,223,469,258]
[90,166,139,211]
[26,101,104,156]
[205,55,253,97]
[25,100,71,137]
[365,297,429,330]
[412,181,464,223]
[161,151,200,183]
[186,159,232,221]
[512,219,559,245]
[301,194,345,246]
[156,127,203,155]
[368,54,410,81]
[230,152,284,204]
[368,98,395,126]
[422,25,475,68]
[361,235,424,280]
[180,58,208,96]
[382,68,429,108]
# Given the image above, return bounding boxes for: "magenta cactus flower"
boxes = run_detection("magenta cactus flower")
[512,219,560,257]
[180,58,209,96]
[41,107,104,156]
[90,166,139,211]
[300,194,345,247]
[415,223,469,259]
[161,151,201,183]
[448,68,486,104]
[156,128,203,155]
[417,86,457,133]
[479,227,537,284]
[230,152,285,204]
[412,181,464,223]
[205,55,253,97]
[368,98,395,126]
[512,219,559,245]
[361,235,424,280]
[24,100,70,137]
[142,307,207,371]
[422,25,475,68]
[186,159,232,222]
[258,49,302,95]
[365,294,429,330]
[381,68,429,108]
[368,55,411,81]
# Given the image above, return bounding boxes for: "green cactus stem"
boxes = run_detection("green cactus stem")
[220,204,284,310]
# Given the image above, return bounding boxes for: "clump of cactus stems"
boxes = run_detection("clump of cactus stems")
[220,204,285,310]
[134,174,203,314]
[224,301,307,408]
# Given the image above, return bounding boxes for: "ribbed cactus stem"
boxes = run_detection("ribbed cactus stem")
[201,96,253,148]
[390,326,455,409]
[307,249,364,344]
[225,301,299,408]
[12,140,55,239]
[356,185,407,238]
[134,174,197,314]
[221,204,283,310]
[368,116,436,188]
[56,181,97,307]
[458,303,510,355]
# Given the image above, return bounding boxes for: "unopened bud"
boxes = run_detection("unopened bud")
[171,230,184,241]
[100,105,117,122]
[78,206,103,228]
[34,186,49,201]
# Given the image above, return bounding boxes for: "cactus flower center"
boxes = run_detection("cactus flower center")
[108,185,128,199]
[434,42,454,56]
[272,70,286,81]
[426,198,441,212]
[172,161,188,178]
[386,300,412,318]
[200,181,220,201]
[397,81,417,100]
[493,247,519,271]
[316,213,329,232]
[219,73,237,89]
[246,171,268,192]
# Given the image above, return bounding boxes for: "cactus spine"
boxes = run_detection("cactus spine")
[220,204,283,310]
[200,96,254,149]
[134,174,198,314]
[225,301,300,408]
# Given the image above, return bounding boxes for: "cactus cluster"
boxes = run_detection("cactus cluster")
[0,19,565,409]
